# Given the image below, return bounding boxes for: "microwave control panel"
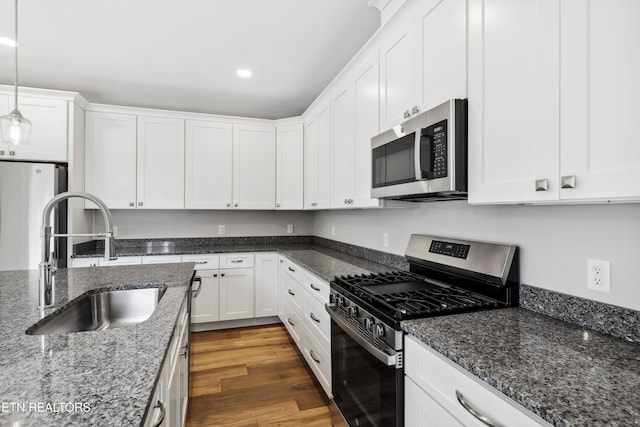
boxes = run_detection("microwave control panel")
[421,119,448,179]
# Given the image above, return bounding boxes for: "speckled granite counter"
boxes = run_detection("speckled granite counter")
[0,263,195,426]
[402,308,640,427]
[75,242,394,282]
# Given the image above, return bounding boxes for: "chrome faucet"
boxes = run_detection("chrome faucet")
[39,192,117,308]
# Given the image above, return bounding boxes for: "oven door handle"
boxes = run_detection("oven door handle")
[326,304,399,368]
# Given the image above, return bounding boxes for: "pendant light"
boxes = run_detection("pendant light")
[0,0,31,145]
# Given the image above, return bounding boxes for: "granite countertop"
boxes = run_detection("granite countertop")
[75,242,394,282]
[0,263,195,426]
[402,308,640,427]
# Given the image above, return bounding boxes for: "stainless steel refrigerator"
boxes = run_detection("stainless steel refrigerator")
[0,161,67,271]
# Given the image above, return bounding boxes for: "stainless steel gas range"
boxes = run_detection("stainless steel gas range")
[326,234,519,427]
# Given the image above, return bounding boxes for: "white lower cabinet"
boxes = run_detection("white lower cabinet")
[190,268,220,323]
[144,298,189,427]
[219,267,255,320]
[255,253,279,317]
[278,255,331,397]
[406,377,463,427]
[405,336,552,427]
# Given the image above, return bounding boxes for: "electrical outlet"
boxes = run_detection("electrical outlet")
[218,225,226,235]
[587,259,610,293]
[286,224,294,234]
[383,233,389,248]
[112,226,118,237]
[331,226,336,237]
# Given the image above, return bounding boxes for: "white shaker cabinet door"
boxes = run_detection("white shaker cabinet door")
[467,0,560,204]
[185,120,233,209]
[304,117,319,209]
[331,84,355,208]
[316,105,332,209]
[560,0,640,201]
[233,124,276,210]
[379,16,415,131]
[219,267,255,320]
[85,111,138,209]
[254,253,279,318]
[137,116,185,209]
[276,124,304,210]
[414,0,467,111]
[0,95,10,157]
[191,269,220,324]
[353,51,382,208]
[11,96,68,162]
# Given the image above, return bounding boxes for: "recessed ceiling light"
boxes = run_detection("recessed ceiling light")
[237,69,252,78]
[0,37,18,47]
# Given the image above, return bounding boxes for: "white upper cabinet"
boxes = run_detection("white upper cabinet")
[331,51,382,209]
[316,105,332,209]
[304,117,319,209]
[353,52,383,208]
[379,16,416,131]
[414,0,467,111]
[185,120,233,209]
[331,84,356,208]
[468,0,560,204]
[233,124,276,209]
[469,0,640,204]
[0,96,68,162]
[559,0,640,201]
[304,103,332,210]
[85,111,138,209]
[0,94,9,156]
[137,116,185,209]
[276,123,304,209]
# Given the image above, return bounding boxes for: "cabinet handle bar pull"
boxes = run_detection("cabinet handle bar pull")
[455,390,503,427]
[151,401,165,427]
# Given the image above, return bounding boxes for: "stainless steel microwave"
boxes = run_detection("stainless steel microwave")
[371,99,467,201]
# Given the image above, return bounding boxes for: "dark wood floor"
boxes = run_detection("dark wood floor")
[185,324,332,427]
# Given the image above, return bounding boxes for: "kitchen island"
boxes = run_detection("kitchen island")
[0,263,195,426]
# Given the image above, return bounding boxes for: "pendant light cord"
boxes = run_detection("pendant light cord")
[14,0,19,110]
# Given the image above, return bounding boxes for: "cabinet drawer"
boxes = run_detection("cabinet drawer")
[219,253,254,268]
[300,270,329,303]
[405,336,552,427]
[181,254,220,270]
[303,292,330,346]
[71,258,100,268]
[281,300,303,347]
[142,255,183,264]
[281,272,304,313]
[303,324,331,397]
[99,256,142,266]
[281,257,306,284]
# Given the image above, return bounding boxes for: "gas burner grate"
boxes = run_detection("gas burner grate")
[334,270,500,320]
[334,271,425,289]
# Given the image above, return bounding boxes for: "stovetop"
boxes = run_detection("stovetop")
[332,270,500,321]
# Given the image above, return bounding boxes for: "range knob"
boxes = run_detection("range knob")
[363,317,374,332]
[373,324,385,340]
[347,306,359,318]
[335,295,344,309]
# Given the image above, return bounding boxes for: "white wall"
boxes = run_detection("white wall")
[313,202,640,311]
[95,210,313,239]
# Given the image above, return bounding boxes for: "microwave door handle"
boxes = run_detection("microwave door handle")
[414,131,423,181]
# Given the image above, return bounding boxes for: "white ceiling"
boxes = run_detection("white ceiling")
[0,0,380,119]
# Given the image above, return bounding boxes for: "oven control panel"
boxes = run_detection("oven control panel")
[429,240,470,259]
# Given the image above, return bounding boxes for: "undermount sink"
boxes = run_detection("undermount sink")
[26,287,167,335]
